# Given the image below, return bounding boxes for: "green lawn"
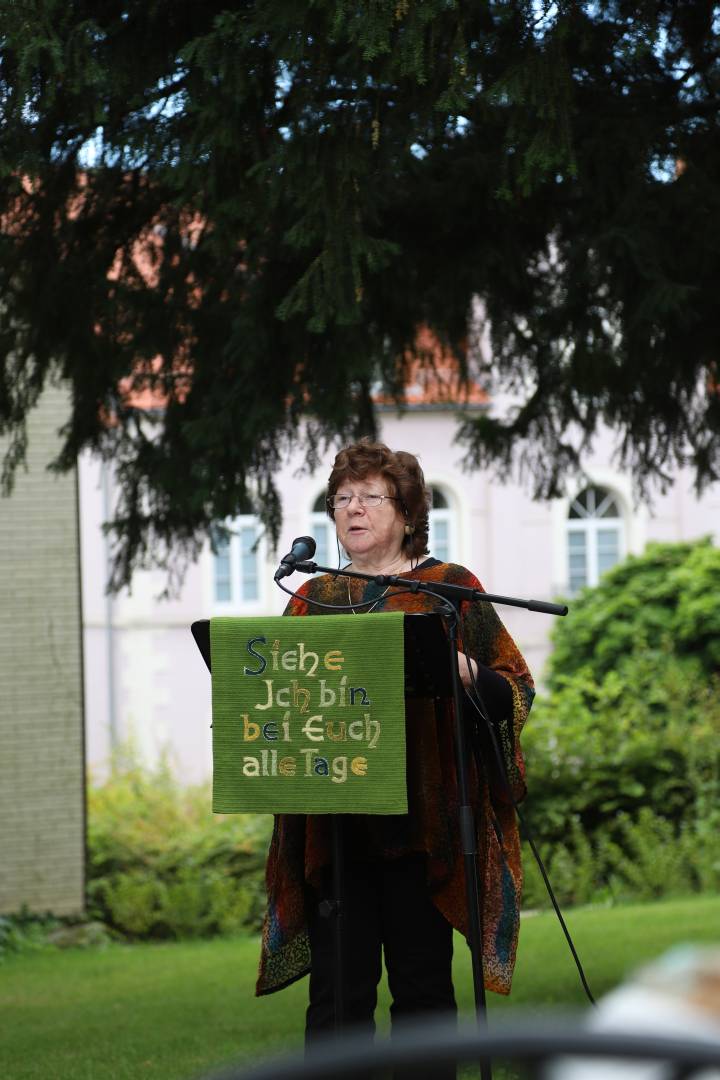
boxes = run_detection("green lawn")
[2,896,719,1080]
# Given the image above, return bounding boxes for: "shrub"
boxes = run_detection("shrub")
[0,910,60,960]
[521,800,720,913]
[521,645,718,846]
[87,751,271,940]
[607,809,695,902]
[546,538,720,686]
[519,666,720,910]
[519,540,720,910]
[100,873,165,937]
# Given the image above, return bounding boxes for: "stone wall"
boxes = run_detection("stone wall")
[0,385,85,914]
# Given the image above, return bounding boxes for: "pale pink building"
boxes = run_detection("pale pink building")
[79,380,720,783]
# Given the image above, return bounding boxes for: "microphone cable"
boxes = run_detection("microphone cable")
[461,655,596,1007]
[274,565,451,616]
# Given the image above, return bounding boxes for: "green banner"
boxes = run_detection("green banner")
[210,612,407,814]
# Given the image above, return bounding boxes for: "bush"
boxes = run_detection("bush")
[546,538,720,685]
[520,656,720,906]
[521,800,720,913]
[0,910,61,960]
[522,644,720,844]
[87,751,271,941]
[519,540,720,910]
[607,809,695,901]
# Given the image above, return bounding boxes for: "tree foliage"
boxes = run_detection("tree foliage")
[1,2,719,585]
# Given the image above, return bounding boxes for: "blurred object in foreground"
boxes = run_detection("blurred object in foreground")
[551,945,720,1080]
[203,1004,720,1080]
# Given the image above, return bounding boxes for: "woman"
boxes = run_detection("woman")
[256,440,534,1069]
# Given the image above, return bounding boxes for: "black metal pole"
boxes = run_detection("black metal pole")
[330,816,345,1032]
[445,610,492,1080]
[292,563,568,618]
[446,613,487,1014]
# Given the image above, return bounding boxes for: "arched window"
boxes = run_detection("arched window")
[428,486,455,563]
[212,515,264,608]
[567,485,624,593]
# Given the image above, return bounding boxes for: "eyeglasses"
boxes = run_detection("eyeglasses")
[328,492,400,510]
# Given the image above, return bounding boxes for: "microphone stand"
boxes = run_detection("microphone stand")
[290,559,566,1069]
[293,562,568,618]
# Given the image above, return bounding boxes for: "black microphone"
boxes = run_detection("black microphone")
[274,536,316,581]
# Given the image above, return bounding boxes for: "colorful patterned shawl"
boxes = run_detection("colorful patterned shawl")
[255,560,534,996]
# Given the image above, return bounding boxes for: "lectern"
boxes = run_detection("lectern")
[192,612,464,1025]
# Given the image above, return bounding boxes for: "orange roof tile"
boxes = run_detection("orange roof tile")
[373,326,488,409]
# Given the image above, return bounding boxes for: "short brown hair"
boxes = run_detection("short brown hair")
[326,439,430,559]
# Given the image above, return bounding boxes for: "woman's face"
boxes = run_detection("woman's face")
[333,473,407,567]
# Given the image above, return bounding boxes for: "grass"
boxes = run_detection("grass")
[1,895,719,1080]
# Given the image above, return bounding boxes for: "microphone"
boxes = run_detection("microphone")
[274,536,316,581]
